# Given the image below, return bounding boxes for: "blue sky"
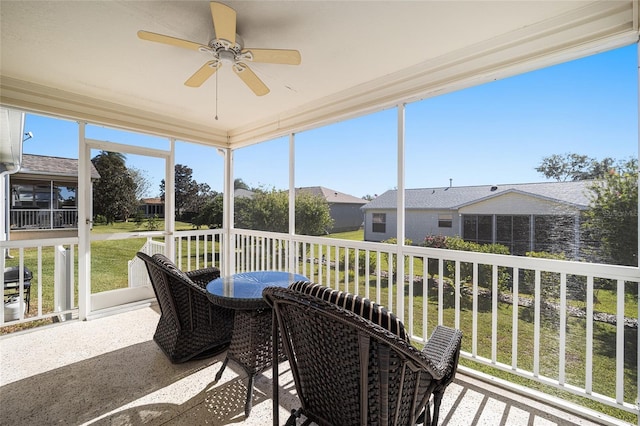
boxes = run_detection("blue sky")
[23,44,638,199]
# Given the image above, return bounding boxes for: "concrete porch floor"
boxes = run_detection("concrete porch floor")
[0,306,626,426]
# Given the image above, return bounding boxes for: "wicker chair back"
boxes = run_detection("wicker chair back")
[263,286,462,426]
[136,252,234,363]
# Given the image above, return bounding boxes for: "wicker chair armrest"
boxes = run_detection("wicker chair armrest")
[186,268,221,289]
[420,325,463,380]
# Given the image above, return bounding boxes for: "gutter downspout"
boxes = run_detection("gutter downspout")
[0,108,27,259]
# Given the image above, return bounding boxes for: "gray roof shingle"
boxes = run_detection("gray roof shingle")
[362,181,593,210]
[296,186,366,205]
[18,154,100,180]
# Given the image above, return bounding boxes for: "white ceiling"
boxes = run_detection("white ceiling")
[1,1,638,148]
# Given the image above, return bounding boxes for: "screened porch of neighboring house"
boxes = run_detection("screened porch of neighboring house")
[7,154,100,234]
[1,1,639,426]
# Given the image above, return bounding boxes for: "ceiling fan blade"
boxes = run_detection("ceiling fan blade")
[210,2,236,45]
[233,64,269,96]
[242,48,301,65]
[137,30,206,51]
[185,61,220,87]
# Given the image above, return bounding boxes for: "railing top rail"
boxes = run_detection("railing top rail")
[90,231,166,241]
[2,237,79,248]
[175,229,224,238]
[229,228,640,281]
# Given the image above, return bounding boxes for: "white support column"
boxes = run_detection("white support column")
[396,104,406,320]
[288,133,296,271]
[636,41,639,426]
[222,147,234,275]
[165,138,176,260]
[77,122,91,320]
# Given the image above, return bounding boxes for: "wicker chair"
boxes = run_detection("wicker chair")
[136,252,234,363]
[263,285,462,426]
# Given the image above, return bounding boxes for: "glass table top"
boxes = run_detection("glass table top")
[207,270,309,300]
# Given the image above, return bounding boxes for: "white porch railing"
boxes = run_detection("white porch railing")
[1,237,78,324]
[2,229,638,424]
[197,228,638,424]
[10,208,78,229]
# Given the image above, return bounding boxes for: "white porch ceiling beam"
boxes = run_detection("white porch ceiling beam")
[0,78,230,148]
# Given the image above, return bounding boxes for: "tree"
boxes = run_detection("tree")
[92,151,137,224]
[235,189,333,235]
[129,167,153,200]
[193,194,224,229]
[160,164,212,220]
[582,158,638,266]
[236,188,289,232]
[295,192,334,235]
[536,153,615,181]
[234,178,250,190]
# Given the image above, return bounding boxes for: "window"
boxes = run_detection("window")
[438,213,453,228]
[463,214,493,244]
[372,213,386,233]
[497,215,531,255]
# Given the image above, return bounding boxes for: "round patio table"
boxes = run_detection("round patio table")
[206,270,308,417]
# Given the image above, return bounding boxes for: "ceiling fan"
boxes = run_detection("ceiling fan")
[137,1,301,96]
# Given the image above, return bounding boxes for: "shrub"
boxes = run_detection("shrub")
[380,238,412,275]
[93,214,107,225]
[423,234,447,248]
[522,251,568,300]
[422,235,511,290]
[339,247,378,274]
[145,214,160,231]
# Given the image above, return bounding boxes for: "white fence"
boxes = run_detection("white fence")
[127,239,165,288]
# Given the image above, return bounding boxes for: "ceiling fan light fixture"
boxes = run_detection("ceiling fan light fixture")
[137,1,300,96]
[218,49,236,64]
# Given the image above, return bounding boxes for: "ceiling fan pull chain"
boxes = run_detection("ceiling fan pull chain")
[214,69,219,120]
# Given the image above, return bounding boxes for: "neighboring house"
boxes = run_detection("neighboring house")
[361,181,593,258]
[139,197,164,218]
[6,154,100,239]
[296,186,366,233]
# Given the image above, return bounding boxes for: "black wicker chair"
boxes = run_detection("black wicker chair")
[263,285,462,426]
[137,252,234,363]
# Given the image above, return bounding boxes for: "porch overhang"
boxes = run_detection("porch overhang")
[1,1,638,148]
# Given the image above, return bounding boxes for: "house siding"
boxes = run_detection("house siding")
[459,192,581,216]
[329,203,364,233]
[362,184,589,256]
[405,210,460,244]
[364,209,396,242]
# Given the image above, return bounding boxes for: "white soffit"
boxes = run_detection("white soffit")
[0,1,638,148]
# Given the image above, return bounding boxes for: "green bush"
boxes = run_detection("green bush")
[522,251,568,300]
[421,235,511,290]
[336,246,378,273]
[381,238,412,275]
[145,214,160,231]
[444,237,511,290]
[93,214,107,225]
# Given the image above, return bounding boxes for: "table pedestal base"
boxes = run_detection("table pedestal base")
[214,307,285,417]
